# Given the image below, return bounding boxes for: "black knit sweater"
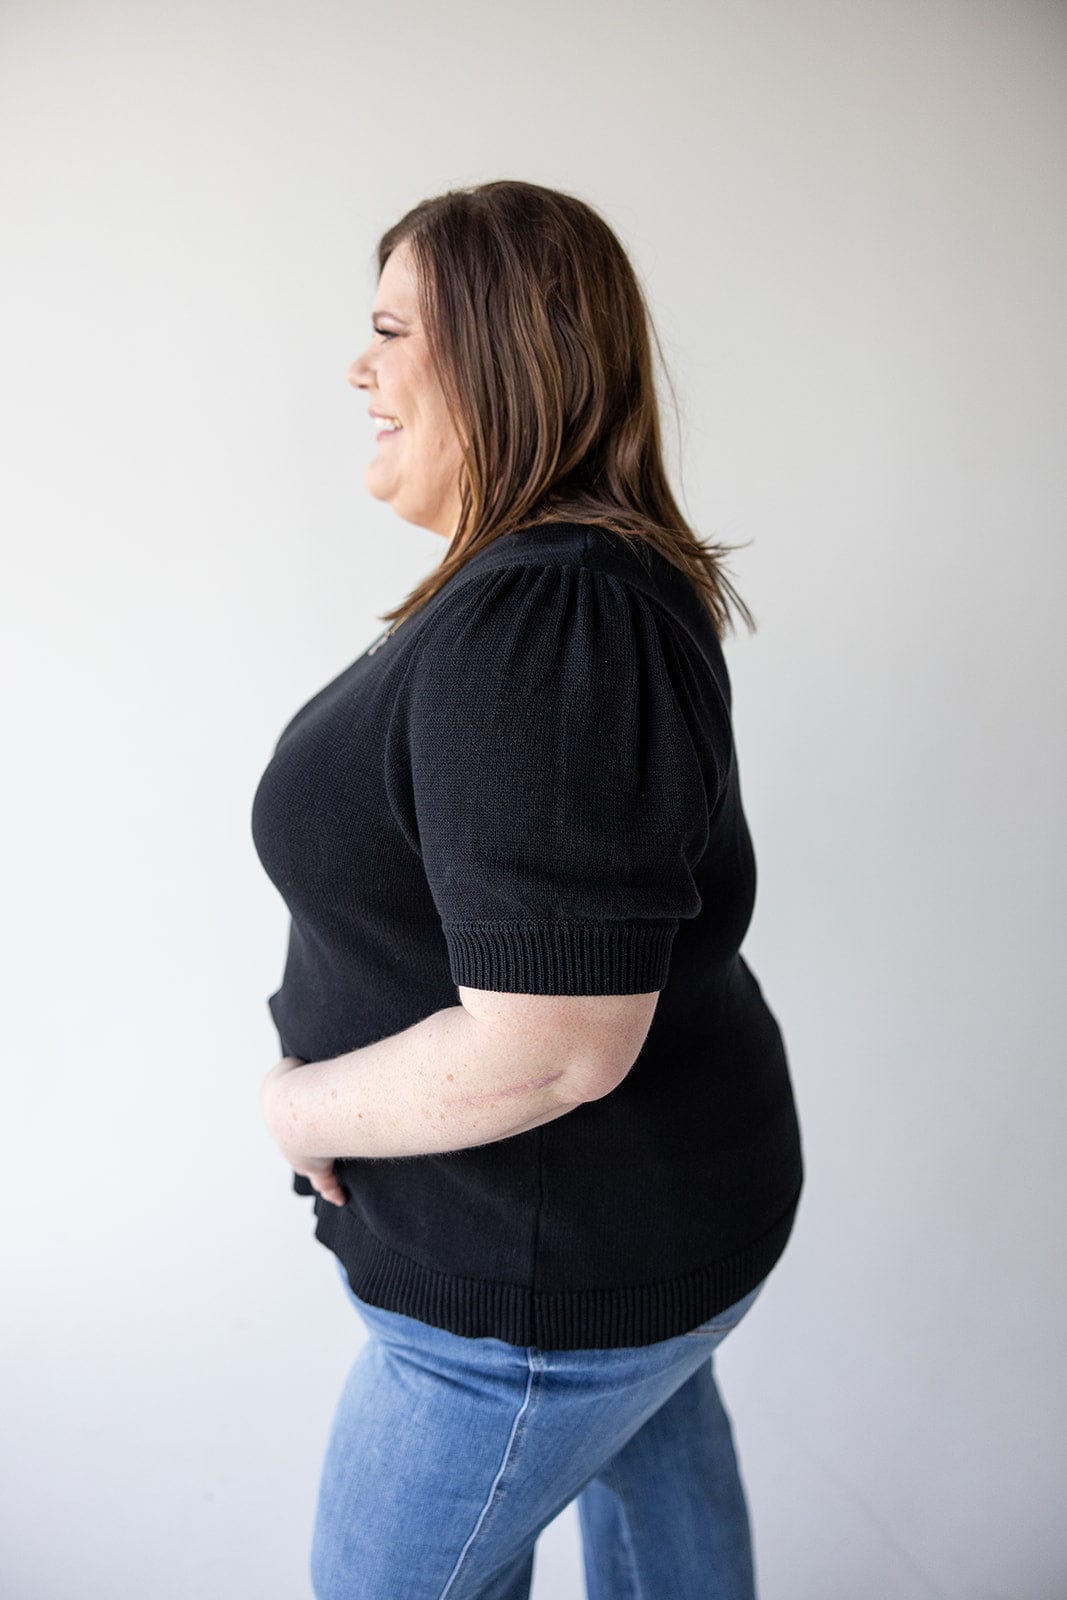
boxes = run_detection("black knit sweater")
[250,520,803,1349]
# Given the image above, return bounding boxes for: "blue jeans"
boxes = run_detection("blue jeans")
[310,1255,769,1599]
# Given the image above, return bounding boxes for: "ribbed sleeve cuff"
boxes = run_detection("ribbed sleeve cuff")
[443,919,678,994]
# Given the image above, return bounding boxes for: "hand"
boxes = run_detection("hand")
[260,1055,347,1206]
[288,1150,347,1206]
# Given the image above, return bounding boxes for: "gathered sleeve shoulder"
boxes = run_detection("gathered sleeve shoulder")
[396,562,711,996]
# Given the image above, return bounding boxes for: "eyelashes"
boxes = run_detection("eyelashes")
[374,328,399,341]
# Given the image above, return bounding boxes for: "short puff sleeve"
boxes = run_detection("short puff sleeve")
[403,564,710,995]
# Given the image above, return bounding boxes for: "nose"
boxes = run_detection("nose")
[346,349,371,389]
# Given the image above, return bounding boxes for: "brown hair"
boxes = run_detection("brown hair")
[371,180,756,642]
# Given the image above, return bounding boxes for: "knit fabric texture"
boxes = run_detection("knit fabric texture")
[250,520,804,1349]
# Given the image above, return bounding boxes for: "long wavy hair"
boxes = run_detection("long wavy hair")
[370,180,756,641]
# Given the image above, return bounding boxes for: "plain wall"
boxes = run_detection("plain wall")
[2,2,1064,1596]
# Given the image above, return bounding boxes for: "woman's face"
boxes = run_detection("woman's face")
[347,238,465,539]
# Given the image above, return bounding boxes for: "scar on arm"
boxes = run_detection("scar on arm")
[448,1070,566,1109]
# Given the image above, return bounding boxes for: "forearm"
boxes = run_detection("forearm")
[263,1003,592,1161]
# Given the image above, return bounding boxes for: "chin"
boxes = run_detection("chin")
[363,469,392,503]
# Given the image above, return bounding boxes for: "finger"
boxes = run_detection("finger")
[312,1175,345,1206]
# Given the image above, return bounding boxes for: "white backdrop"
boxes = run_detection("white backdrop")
[2,3,1064,1597]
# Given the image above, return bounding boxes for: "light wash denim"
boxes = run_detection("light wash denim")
[310,1253,769,1600]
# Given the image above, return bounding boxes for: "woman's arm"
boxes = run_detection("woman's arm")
[261,988,657,1170]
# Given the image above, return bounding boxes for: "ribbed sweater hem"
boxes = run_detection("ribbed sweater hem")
[307,1182,802,1350]
[443,918,679,995]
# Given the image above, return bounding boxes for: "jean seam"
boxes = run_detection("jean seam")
[599,1460,643,1600]
[435,1350,542,1600]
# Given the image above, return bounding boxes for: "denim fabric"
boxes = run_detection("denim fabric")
[310,1255,769,1600]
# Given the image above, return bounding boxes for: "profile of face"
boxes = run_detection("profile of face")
[346,238,466,539]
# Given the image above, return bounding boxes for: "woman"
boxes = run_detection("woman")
[251,180,804,1600]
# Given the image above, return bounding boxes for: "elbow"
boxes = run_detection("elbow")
[570,993,661,1101]
[562,1041,644,1103]
[456,986,660,1105]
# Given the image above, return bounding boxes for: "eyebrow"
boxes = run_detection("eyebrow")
[371,309,410,325]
